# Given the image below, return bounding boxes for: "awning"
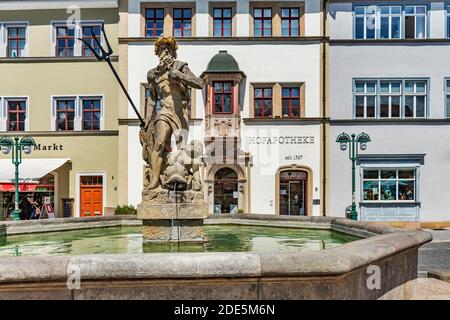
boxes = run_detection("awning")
[0,158,70,183]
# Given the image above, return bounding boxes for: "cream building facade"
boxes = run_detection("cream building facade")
[118,0,327,216]
[0,0,120,218]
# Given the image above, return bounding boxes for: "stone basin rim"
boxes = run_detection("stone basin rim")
[0,215,432,283]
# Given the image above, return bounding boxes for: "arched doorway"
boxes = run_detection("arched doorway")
[214,168,238,214]
[279,170,308,215]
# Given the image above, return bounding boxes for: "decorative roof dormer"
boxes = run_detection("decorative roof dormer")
[201,50,250,166]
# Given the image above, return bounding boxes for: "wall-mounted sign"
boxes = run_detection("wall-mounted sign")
[285,155,303,161]
[34,143,64,151]
[248,136,315,145]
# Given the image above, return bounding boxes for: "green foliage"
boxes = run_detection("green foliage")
[237,208,245,214]
[114,205,137,215]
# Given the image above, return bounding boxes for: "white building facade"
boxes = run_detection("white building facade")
[328,0,450,225]
[119,0,326,216]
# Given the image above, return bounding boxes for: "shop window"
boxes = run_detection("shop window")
[7,99,26,131]
[254,88,272,118]
[282,87,300,118]
[56,26,75,57]
[214,168,238,214]
[173,8,192,37]
[362,169,416,202]
[145,8,164,38]
[281,7,300,36]
[7,26,26,58]
[213,82,233,114]
[254,8,272,37]
[81,98,102,130]
[81,25,101,57]
[213,8,232,37]
[56,99,75,131]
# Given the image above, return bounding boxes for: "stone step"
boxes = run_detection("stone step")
[379,278,450,300]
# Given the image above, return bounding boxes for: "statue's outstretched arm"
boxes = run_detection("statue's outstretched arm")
[177,66,204,89]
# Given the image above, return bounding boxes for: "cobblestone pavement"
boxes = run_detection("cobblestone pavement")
[419,228,450,277]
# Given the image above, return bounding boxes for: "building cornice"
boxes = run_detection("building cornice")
[119,36,328,45]
[119,118,201,126]
[330,119,450,125]
[0,131,119,137]
[330,38,450,45]
[0,56,118,63]
[243,117,326,125]
[0,0,118,10]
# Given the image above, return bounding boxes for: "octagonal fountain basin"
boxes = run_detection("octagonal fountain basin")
[0,225,359,256]
[0,215,432,300]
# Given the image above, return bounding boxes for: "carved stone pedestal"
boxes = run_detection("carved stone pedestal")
[137,188,208,243]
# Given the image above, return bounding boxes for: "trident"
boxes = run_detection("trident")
[79,23,145,127]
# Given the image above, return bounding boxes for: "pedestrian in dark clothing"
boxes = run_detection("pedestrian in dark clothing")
[19,195,33,220]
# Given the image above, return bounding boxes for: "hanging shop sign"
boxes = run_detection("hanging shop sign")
[248,136,315,145]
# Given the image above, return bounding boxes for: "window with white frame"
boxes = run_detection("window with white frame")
[354,5,427,39]
[51,21,102,57]
[446,79,450,118]
[0,98,28,132]
[362,169,416,202]
[354,6,376,39]
[354,81,376,118]
[379,81,401,118]
[404,80,426,118]
[447,5,450,38]
[380,6,402,39]
[51,96,103,131]
[405,5,426,39]
[4,24,27,58]
[354,79,427,119]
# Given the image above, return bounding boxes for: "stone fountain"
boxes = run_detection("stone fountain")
[137,37,207,242]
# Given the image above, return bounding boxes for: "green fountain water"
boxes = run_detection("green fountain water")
[0,225,358,256]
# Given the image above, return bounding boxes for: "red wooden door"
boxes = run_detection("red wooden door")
[80,176,103,217]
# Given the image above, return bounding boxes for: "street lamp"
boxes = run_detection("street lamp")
[336,132,371,221]
[0,136,37,221]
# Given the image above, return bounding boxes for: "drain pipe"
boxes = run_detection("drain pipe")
[321,0,328,217]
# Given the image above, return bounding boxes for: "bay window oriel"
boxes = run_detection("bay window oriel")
[213,81,234,114]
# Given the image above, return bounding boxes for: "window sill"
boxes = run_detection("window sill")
[243,117,324,124]
[0,56,118,63]
[360,202,420,206]
[119,36,327,44]
[331,38,450,44]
